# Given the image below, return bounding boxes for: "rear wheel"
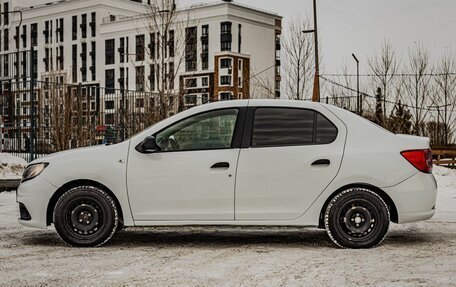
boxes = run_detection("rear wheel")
[324,188,390,249]
[53,186,118,247]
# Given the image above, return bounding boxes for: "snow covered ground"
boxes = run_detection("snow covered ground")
[0,153,27,180]
[0,166,454,286]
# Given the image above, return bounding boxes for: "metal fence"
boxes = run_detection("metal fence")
[0,78,178,162]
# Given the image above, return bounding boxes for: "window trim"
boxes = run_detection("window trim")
[136,107,247,154]
[242,106,338,149]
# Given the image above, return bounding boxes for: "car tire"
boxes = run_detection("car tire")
[53,186,118,247]
[324,187,390,249]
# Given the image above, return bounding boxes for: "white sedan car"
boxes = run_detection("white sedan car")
[17,100,437,248]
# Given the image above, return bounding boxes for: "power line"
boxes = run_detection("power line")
[320,72,456,77]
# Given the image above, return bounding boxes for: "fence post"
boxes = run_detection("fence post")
[0,115,4,153]
[30,47,36,162]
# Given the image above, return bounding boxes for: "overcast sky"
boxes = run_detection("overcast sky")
[180,0,456,74]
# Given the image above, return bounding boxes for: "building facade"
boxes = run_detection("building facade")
[0,0,281,151]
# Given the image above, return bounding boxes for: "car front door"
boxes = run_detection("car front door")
[235,105,346,221]
[127,107,245,222]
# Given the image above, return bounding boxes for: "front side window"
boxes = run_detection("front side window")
[251,108,337,147]
[156,109,238,152]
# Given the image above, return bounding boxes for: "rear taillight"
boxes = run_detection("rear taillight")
[401,149,433,174]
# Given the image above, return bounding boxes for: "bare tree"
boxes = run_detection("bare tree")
[434,49,456,144]
[368,39,399,122]
[282,14,314,100]
[40,71,97,152]
[403,42,433,136]
[141,0,196,120]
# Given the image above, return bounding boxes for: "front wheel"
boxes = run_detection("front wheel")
[324,188,390,249]
[53,186,118,247]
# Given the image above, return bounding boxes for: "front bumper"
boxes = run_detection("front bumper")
[16,176,58,229]
[383,173,438,224]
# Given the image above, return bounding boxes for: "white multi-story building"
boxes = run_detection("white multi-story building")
[0,0,281,147]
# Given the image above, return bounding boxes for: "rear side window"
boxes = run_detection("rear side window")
[251,108,337,147]
[316,113,338,144]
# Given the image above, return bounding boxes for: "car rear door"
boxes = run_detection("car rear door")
[235,103,347,221]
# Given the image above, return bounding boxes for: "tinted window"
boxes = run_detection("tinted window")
[316,113,338,144]
[156,109,238,152]
[252,108,314,147]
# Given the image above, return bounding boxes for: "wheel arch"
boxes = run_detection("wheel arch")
[318,183,399,228]
[46,179,124,226]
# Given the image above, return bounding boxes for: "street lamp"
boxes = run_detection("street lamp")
[302,0,320,102]
[352,53,360,115]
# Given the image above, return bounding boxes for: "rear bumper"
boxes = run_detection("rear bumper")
[16,176,57,229]
[384,173,437,224]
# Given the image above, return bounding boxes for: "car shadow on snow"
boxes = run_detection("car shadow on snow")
[21,226,443,249]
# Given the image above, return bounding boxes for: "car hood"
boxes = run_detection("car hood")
[30,143,123,165]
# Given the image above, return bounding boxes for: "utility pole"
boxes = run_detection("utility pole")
[302,0,320,102]
[352,53,360,115]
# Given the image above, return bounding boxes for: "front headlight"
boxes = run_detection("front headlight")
[22,163,49,182]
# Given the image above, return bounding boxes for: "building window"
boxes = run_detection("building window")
[202,94,209,104]
[81,42,87,82]
[58,18,64,42]
[72,16,77,40]
[57,46,64,70]
[185,27,197,72]
[3,3,9,25]
[119,37,125,63]
[105,100,114,110]
[135,98,145,108]
[149,64,155,91]
[91,41,96,81]
[105,39,115,65]
[220,76,231,85]
[72,44,77,82]
[3,29,8,51]
[201,25,209,70]
[202,77,209,87]
[220,21,232,51]
[149,33,155,59]
[185,95,197,107]
[220,58,232,69]
[238,24,242,53]
[81,14,87,39]
[136,66,145,92]
[185,78,197,88]
[44,48,50,72]
[168,30,175,58]
[168,62,174,89]
[21,25,27,48]
[219,92,232,101]
[44,21,50,44]
[119,67,125,90]
[105,69,115,93]
[136,34,145,61]
[90,12,96,37]
[31,23,38,47]
[105,114,114,125]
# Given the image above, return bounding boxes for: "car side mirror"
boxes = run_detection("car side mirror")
[136,136,159,153]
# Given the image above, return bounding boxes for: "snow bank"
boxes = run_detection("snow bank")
[433,165,456,222]
[0,153,27,180]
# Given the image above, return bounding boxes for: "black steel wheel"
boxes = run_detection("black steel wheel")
[324,188,390,249]
[53,186,118,247]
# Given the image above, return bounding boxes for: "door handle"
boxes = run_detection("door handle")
[211,162,230,169]
[311,159,331,166]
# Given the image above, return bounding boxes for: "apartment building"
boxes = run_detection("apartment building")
[0,0,281,150]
